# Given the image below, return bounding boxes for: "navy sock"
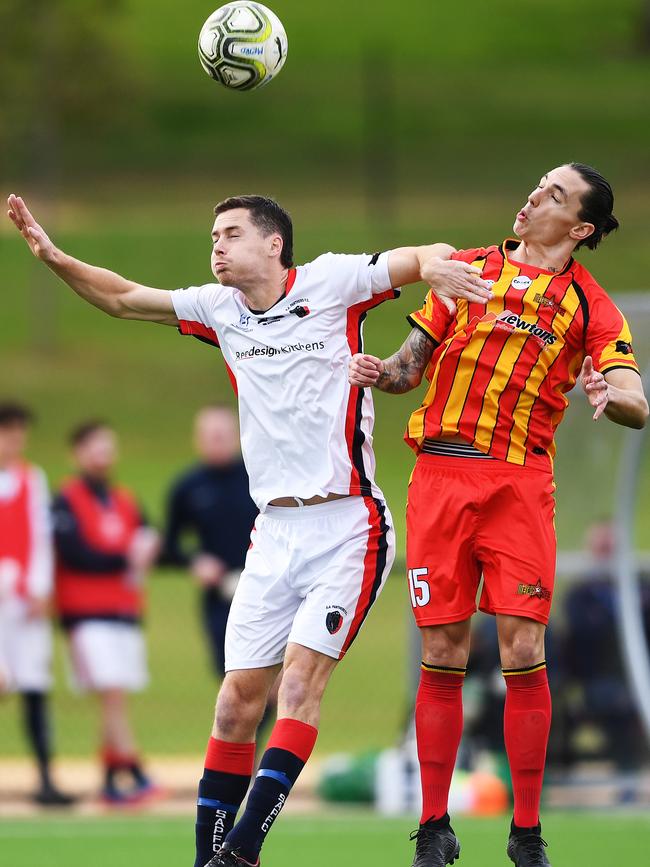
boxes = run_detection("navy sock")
[225,719,317,864]
[194,739,255,867]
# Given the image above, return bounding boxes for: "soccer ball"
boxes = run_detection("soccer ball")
[198,3,288,92]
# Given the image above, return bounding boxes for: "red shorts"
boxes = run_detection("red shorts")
[406,453,556,626]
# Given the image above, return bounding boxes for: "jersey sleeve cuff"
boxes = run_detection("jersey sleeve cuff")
[407,313,443,344]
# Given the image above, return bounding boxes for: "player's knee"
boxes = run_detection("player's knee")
[214,677,265,738]
[501,630,545,670]
[421,623,470,668]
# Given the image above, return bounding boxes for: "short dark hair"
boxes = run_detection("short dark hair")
[69,419,111,447]
[214,195,294,268]
[569,163,619,250]
[0,402,34,428]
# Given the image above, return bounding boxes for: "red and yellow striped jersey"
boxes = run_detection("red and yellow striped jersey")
[406,240,639,470]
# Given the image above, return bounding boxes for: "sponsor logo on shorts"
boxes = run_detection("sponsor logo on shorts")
[517,579,551,601]
[325,608,345,635]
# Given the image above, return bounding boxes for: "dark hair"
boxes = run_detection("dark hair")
[214,195,294,268]
[69,419,111,447]
[569,163,619,250]
[0,402,34,428]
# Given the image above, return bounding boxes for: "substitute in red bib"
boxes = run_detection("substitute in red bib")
[0,402,74,806]
[53,420,161,805]
[7,191,492,867]
[349,163,648,867]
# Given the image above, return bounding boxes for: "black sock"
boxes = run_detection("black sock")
[21,692,52,789]
[195,768,252,867]
[225,747,306,863]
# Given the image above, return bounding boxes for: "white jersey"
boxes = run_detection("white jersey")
[171,252,399,511]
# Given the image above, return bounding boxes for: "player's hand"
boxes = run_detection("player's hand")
[7,194,57,263]
[191,553,227,588]
[421,258,493,313]
[349,353,384,388]
[580,355,609,420]
[128,528,162,575]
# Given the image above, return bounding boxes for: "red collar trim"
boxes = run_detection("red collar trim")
[285,267,297,295]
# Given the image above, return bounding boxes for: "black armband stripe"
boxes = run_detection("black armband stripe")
[406,315,440,345]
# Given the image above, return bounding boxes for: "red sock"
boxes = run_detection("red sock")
[503,664,551,828]
[204,737,255,775]
[415,664,465,824]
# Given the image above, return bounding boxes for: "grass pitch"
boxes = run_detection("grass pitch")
[1,812,649,867]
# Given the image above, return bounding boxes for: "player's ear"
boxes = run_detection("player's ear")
[569,222,595,245]
[269,233,283,260]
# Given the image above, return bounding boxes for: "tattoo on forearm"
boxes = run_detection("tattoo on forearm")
[375,329,435,393]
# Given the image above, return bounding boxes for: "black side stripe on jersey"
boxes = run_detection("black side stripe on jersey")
[351,311,373,497]
[343,498,390,652]
[571,279,590,338]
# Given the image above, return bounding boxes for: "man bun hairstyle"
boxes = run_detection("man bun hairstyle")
[569,162,619,250]
[214,195,294,268]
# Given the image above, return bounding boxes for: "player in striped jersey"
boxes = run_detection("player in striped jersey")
[349,163,648,867]
[7,192,491,867]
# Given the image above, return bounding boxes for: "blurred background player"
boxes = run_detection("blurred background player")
[162,404,257,678]
[562,519,650,769]
[52,420,162,804]
[0,402,74,806]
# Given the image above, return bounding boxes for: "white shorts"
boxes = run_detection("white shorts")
[225,496,395,671]
[68,621,149,692]
[0,598,53,692]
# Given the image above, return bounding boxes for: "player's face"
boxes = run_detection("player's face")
[513,165,594,249]
[74,428,118,478]
[210,209,281,287]
[0,423,28,465]
[194,408,240,466]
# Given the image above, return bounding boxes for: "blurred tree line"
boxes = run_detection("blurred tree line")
[0,0,649,191]
[0,0,137,185]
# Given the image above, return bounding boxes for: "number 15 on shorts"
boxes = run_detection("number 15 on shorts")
[408,567,430,607]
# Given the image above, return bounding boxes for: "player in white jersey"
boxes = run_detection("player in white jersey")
[0,402,74,806]
[7,192,491,865]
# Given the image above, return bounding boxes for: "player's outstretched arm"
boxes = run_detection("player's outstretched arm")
[7,194,178,325]
[387,244,493,312]
[580,356,649,428]
[349,328,434,394]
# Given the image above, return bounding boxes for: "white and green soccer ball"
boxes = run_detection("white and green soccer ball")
[198,2,288,91]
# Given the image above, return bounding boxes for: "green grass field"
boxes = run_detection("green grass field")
[1,812,649,867]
